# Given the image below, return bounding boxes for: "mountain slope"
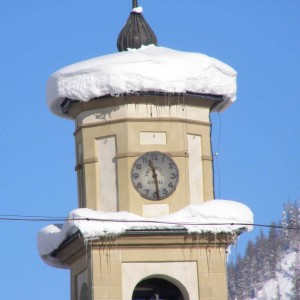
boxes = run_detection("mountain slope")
[253,251,296,300]
[228,200,300,300]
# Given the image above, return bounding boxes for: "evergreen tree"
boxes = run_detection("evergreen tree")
[282,201,300,250]
[292,202,300,298]
[291,258,300,300]
[267,224,280,277]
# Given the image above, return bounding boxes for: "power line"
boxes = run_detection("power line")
[0,215,299,230]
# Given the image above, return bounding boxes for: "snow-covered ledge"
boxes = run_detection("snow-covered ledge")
[46,46,237,117]
[37,200,253,268]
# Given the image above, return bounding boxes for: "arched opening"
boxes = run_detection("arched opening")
[132,277,185,300]
[79,283,88,300]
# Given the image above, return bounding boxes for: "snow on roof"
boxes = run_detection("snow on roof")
[37,200,253,268]
[46,45,237,117]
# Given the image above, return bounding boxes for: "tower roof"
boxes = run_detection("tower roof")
[46,46,237,117]
[117,1,157,51]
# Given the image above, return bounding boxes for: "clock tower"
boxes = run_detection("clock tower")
[65,91,218,217]
[39,1,253,300]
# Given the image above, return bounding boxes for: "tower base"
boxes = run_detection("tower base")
[52,230,233,300]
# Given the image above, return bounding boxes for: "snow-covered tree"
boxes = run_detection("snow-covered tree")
[228,200,300,300]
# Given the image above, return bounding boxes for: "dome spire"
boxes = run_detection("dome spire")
[132,0,138,8]
[117,0,158,52]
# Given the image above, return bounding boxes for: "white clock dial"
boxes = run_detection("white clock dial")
[131,151,179,200]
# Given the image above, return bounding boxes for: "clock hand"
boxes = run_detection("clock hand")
[148,159,160,200]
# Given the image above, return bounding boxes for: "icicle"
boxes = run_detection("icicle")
[206,247,212,279]
[213,232,217,249]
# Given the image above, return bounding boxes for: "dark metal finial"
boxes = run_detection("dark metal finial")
[132,0,138,8]
[117,1,158,52]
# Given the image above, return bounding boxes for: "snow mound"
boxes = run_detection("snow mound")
[46,45,237,117]
[37,200,253,268]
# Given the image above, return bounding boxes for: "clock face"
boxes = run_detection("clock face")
[131,151,179,201]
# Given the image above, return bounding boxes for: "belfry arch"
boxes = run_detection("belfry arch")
[132,276,187,300]
[122,261,198,300]
[79,283,88,300]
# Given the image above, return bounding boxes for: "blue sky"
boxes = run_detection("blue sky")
[0,1,299,299]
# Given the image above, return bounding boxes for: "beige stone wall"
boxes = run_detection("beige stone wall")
[71,254,89,300]
[55,225,231,299]
[58,234,230,300]
[72,96,215,215]
[91,247,122,300]
[86,235,229,300]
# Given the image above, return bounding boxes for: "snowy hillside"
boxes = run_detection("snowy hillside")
[228,200,300,300]
[253,251,297,300]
